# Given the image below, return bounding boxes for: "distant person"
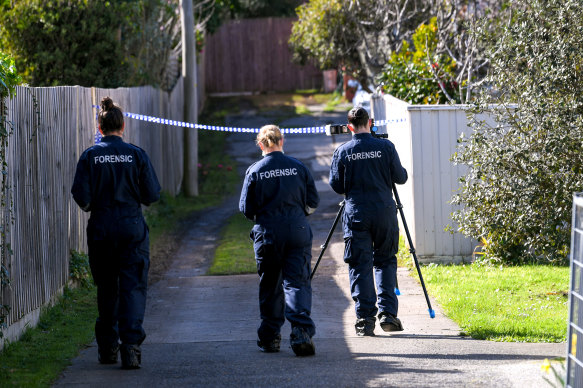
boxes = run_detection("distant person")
[239,124,319,356]
[329,106,408,336]
[71,97,161,369]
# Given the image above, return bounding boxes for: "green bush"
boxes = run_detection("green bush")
[0,52,22,99]
[378,18,459,104]
[0,0,129,87]
[451,0,583,264]
[0,0,178,88]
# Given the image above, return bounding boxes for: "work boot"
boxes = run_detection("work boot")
[257,334,281,353]
[98,343,119,364]
[379,313,404,332]
[120,344,142,369]
[355,317,375,336]
[290,327,315,357]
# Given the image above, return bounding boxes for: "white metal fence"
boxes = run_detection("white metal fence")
[372,94,478,263]
[567,192,583,387]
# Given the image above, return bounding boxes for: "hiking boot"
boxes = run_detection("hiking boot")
[98,343,119,364]
[290,327,315,357]
[355,317,375,336]
[379,313,404,332]
[120,344,141,369]
[257,334,281,353]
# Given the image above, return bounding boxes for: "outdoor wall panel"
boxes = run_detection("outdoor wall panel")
[376,95,478,263]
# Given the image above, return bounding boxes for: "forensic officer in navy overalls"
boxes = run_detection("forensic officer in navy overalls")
[71,97,161,369]
[239,124,319,356]
[329,106,408,336]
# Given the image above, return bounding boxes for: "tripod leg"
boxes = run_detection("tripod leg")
[310,201,345,280]
[392,183,435,319]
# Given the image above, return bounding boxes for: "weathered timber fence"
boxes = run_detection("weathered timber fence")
[0,80,185,347]
[204,17,323,94]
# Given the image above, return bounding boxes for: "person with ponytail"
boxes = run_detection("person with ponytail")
[239,124,320,357]
[72,97,161,369]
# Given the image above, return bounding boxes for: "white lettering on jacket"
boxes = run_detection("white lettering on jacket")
[93,155,133,164]
[258,168,298,180]
[346,151,382,162]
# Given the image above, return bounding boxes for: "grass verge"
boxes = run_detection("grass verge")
[398,236,569,342]
[421,263,568,342]
[0,285,97,387]
[207,213,256,275]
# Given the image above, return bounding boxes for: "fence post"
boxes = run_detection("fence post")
[567,192,583,387]
[180,0,199,196]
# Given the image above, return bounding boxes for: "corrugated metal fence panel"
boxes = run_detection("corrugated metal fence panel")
[408,106,476,261]
[205,17,323,93]
[376,94,477,262]
[378,95,417,246]
[1,81,184,341]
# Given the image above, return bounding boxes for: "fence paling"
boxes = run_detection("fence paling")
[1,82,184,343]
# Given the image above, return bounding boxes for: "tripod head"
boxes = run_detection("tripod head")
[370,118,388,139]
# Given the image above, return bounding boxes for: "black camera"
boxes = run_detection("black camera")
[325,124,350,136]
[325,119,388,138]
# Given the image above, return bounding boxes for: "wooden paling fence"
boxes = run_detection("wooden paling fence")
[205,17,323,93]
[0,79,185,346]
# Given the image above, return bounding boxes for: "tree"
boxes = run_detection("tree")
[290,0,502,100]
[290,0,433,91]
[0,0,182,89]
[451,0,583,264]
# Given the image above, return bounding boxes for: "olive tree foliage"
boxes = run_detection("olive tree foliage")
[289,0,502,99]
[451,0,583,265]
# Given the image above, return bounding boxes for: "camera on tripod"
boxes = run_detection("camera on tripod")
[325,124,350,136]
[324,118,388,138]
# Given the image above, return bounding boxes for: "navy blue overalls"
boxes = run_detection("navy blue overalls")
[239,151,320,343]
[329,133,407,320]
[71,135,161,348]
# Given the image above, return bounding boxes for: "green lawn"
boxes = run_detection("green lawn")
[419,263,569,342]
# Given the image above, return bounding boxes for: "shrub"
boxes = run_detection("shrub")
[451,0,583,264]
[378,17,459,104]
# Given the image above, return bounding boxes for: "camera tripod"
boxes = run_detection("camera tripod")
[310,184,435,319]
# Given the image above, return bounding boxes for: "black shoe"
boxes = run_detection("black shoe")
[120,344,141,369]
[379,313,404,332]
[290,327,315,357]
[257,334,281,353]
[98,343,119,364]
[355,317,376,336]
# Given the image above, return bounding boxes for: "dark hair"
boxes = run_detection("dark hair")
[347,106,369,129]
[98,97,124,133]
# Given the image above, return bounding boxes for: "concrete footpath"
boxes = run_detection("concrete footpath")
[54,110,564,387]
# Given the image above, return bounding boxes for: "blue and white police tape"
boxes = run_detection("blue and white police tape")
[123,111,406,133]
[92,105,407,137]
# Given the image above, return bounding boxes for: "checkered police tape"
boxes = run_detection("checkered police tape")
[92,106,407,134]
[123,111,406,133]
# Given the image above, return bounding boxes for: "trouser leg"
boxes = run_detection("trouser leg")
[118,254,149,346]
[256,258,285,341]
[282,244,315,337]
[344,229,377,319]
[89,245,120,349]
[372,206,399,316]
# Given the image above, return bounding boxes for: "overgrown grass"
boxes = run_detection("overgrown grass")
[207,213,256,275]
[419,263,569,342]
[0,285,97,387]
